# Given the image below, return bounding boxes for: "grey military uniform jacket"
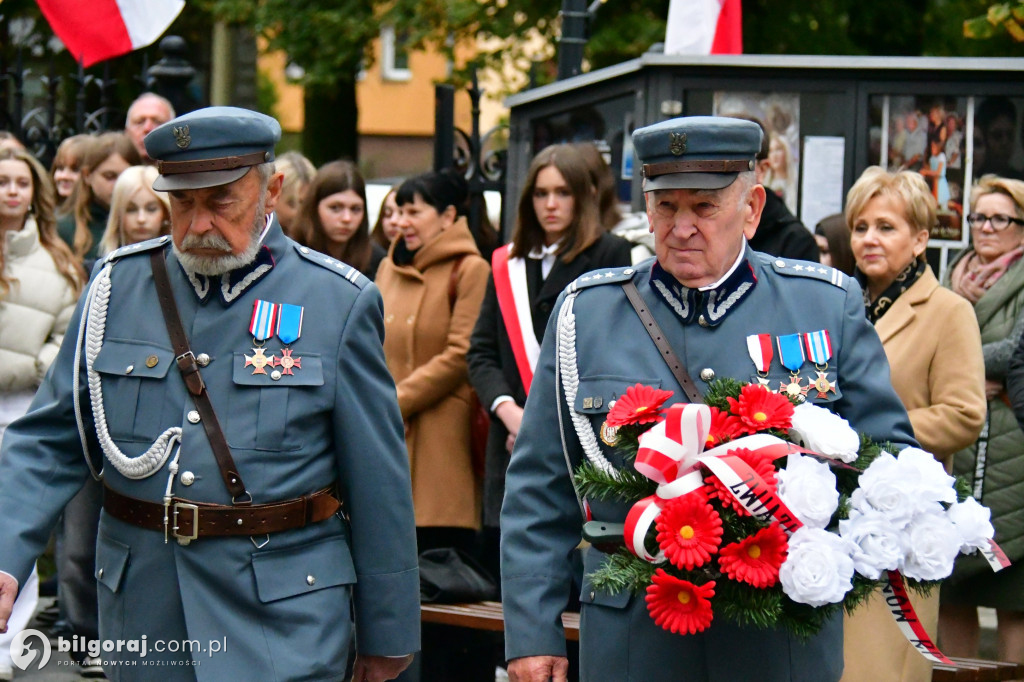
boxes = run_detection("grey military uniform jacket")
[0,221,420,681]
[500,247,916,682]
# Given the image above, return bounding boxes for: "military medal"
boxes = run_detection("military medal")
[803,330,837,398]
[776,333,808,399]
[250,299,281,343]
[244,347,276,375]
[746,333,774,387]
[278,348,302,375]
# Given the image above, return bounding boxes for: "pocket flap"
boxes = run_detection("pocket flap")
[93,340,174,379]
[573,376,663,415]
[232,352,324,387]
[95,533,130,593]
[251,535,355,603]
[578,546,633,609]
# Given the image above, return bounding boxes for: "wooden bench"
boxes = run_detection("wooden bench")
[420,603,1022,680]
[420,601,580,641]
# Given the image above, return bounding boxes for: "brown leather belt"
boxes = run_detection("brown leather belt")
[103,485,341,545]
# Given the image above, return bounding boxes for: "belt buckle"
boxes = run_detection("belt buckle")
[172,502,199,546]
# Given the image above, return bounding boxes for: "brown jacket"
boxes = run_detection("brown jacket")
[376,219,490,529]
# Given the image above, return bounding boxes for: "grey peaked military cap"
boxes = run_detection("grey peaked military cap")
[146,106,282,191]
[632,116,762,191]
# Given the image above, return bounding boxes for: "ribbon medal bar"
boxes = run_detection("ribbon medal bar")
[776,333,808,399]
[746,333,774,386]
[802,329,837,399]
[245,299,279,375]
[275,303,304,375]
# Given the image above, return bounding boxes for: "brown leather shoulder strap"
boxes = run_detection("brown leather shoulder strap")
[149,250,250,504]
[621,280,704,404]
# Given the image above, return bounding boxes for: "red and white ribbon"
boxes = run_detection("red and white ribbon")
[492,244,541,393]
[883,570,953,665]
[981,538,1012,572]
[624,403,804,562]
[746,334,774,374]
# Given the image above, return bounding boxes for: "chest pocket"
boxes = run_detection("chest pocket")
[573,375,664,463]
[230,351,325,451]
[92,339,174,441]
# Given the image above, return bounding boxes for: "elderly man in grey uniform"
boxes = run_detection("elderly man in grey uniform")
[500,116,917,682]
[0,107,419,682]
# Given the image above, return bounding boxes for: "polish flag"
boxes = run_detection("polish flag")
[664,0,743,55]
[35,0,185,68]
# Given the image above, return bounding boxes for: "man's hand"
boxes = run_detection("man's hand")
[507,655,569,682]
[350,654,414,682]
[0,572,19,633]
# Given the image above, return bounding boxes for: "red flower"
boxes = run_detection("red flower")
[704,447,778,516]
[718,523,789,588]
[706,406,743,448]
[605,384,674,428]
[656,492,724,570]
[645,570,716,635]
[726,384,794,435]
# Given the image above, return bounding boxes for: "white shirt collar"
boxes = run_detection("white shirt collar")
[698,246,746,292]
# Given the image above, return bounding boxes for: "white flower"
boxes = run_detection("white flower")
[839,510,903,580]
[850,453,919,528]
[777,453,839,529]
[947,497,994,554]
[895,448,957,506]
[779,527,856,607]
[788,403,860,463]
[900,513,961,581]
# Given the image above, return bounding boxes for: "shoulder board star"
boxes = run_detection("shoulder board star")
[570,266,635,292]
[104,235,171,264]
[294,244,367,289]
[767,256,848,290]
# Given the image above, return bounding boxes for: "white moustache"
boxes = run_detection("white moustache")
[181,234,232,252]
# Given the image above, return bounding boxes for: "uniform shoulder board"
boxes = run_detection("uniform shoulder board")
[569,265,637,292]
[103,235,171,264]
[769,257,849,290]
[293,243,368,289]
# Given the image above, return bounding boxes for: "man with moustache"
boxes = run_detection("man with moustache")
[0,107,419,682]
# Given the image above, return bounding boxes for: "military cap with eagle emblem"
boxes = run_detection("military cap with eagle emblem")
[144,106,281,191]
[632,115,762,191]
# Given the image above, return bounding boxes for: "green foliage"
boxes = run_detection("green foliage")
[964,3,1024,42]
[702,378,746,410]
[574,461,656,503]
[954,474,974,502]
[589,551,659,595]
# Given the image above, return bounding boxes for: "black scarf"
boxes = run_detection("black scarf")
[856,259,926,324]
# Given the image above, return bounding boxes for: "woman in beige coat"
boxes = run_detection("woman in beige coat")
[841,167,986,682]
[375,169,490,555]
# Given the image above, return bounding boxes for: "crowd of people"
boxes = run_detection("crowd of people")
[0,100,1021,682]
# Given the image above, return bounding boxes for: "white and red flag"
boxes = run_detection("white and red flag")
[35,0,185,68]
[664,0,743,55]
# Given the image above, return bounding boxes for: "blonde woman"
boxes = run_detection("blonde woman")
[98,165,170,255]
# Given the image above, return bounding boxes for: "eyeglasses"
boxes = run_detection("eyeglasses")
[967,213,1024,231]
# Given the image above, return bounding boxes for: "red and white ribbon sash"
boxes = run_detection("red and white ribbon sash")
[492,244,541,393]
[746,334,774,374]
[883,571,953,665]
[981,538,1011,572]
[624,403,804,562]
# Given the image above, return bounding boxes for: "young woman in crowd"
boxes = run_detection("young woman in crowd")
[98,165,170,254]
[841,166,986,682]
[50,134,91,218]
[371,185,401,249]
[0,147,83,680]
[274,150,316,239]
[813,212,856,275]
[298,160,386,279]
[57,131,140,269]
[467,143,632,580]
[941,174,1024,668]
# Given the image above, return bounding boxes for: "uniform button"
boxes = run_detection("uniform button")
[196,353,211,367]
[623,269,634,275]
[187,410,201,424]
[270,370,282,381]
[698,315,709,327]
[775,259,786,268]
[125,364,134,374]
[700,368,715,382]
[306,575,316,586]
[589,591,596,601]
[180,471,195,486]
[145,355,159,368]
[300,247,310,254]
[97,568,104,579]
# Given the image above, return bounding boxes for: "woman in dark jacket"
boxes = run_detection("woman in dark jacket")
[467,143,632,578]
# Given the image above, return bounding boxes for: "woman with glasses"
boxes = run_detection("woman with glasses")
[940,174,1024,667]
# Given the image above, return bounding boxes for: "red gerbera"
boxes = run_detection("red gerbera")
[706,406,743,448]
[726,384,794,435]
[605,384,674,427]
[645,569,716,635]
[718,523,789,588]
[703,447,778,516]
[656,491,724,570]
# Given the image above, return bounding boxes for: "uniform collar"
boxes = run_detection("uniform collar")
[178,215,279,306]
[649,246,757,327]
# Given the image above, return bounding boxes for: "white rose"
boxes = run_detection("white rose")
[900,513,961,581]
[779,527,856,607]
[788,403,860,463]
[850,453,919,528]
[895,447,957,507]
[777,453,839,529]
[839,509,903,580]
[947,497,995,554]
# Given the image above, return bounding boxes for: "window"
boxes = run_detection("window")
[381,25,411,82]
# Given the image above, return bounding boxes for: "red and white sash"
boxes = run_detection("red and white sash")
[492,244,541,392]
